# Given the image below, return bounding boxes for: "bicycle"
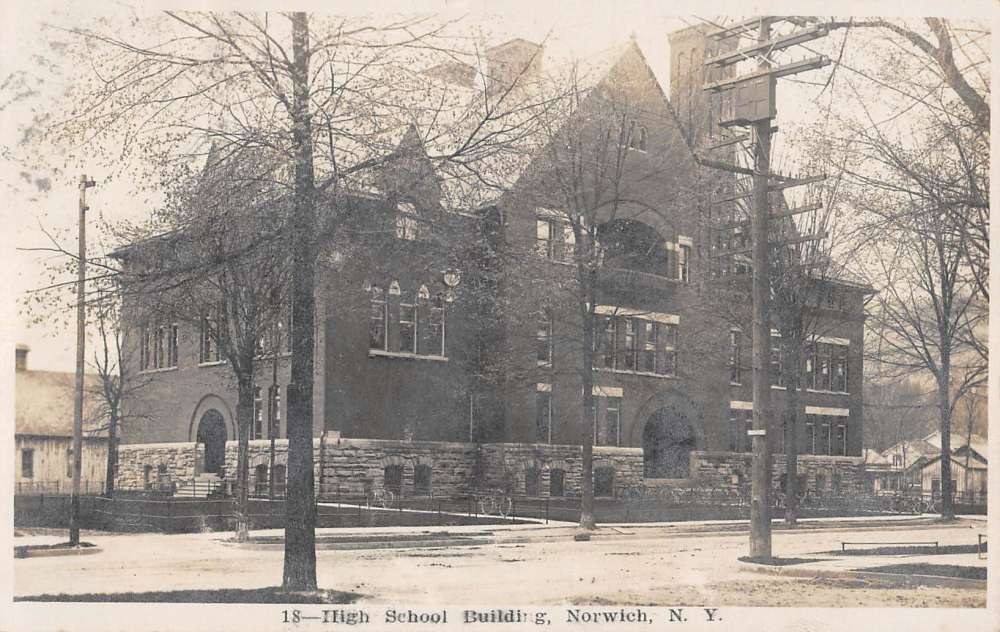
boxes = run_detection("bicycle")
[367,487,395,509]
[477,488,513,518]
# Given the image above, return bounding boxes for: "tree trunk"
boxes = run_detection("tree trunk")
[783,343,802,526]
[103,411,118,499]
[579,306,596,531]
[937,373,954,519]
[283,10,318,592]
[235,376,253,542]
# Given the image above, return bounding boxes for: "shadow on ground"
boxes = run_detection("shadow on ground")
[737,556,829,566]
[857,564,986,581]
[15,587,364,603]
[823,544,985,556]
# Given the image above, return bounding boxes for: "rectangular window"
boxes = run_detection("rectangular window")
[140,326,151,371]
[642,321,658,373]
[728,413,740,452]
[770,335,783,387]
[369,288,387,351]
[835,423,847,456]
[744,414,754,453]
[606,396,621,447]
[661,323,678,376]
[729,330,741,384]
[535,218,555,259]
[678,244,691,282]
[561,223,576,263]
[153,326,165,368]
[395,203,418,240]
[535,390,551,443]
[805,344,815,389]
[428,297,445,357]
[832,344,848,392]
[167,324,179,367]
[21,449,33,479]
[199,312,222,363]
[253,386,263,440]
[820,418,832,455]
[399,293,417,353]
[601,317,617,370]
[537,315,553,367]
[806,420,816,455]
[623,319,637,370]
[816,343,832,390]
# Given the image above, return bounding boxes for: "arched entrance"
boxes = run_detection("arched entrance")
[196,409,227,474]
[642,409,695,478]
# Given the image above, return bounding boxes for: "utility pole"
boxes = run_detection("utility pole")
[700,16,830,561]
[70,174,96,546]
[746,17,774,560]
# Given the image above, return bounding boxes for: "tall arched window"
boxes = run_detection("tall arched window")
[428,295,445,357]
[369,286,387,350]
[399,289,417,353]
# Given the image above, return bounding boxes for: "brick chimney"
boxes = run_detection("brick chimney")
[15,344,29,371]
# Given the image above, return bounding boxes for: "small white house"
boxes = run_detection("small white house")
[14,345,108,493]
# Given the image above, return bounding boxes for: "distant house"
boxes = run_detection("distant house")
[873,430,988,498]
[14,345,108,493]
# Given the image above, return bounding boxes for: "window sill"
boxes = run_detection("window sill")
[139,366,178,375]
[254,352,292,361]
[368,350,449,362]
[595,367,677,379]
[198,360,227,368]
[805,388,850,396]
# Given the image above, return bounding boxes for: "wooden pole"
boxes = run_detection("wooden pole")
[749,18,773,561]
[70,175,95,545]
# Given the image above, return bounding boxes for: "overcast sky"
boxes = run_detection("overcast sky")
[3,1,992,373]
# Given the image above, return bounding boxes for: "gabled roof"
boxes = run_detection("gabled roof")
[15,369,105,437]
[922,430,988,461]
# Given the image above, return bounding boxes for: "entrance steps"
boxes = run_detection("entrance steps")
[174,474,225,498]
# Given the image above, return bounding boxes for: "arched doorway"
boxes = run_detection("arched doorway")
[196,409,227,474]
[642,409,695,478]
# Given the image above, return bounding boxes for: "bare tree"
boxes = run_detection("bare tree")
[801,16,989,520]
[48,10,558,589]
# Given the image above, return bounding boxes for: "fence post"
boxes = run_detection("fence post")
[545,497,549,525]
[437,500,442,526]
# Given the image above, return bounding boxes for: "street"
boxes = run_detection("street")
[13,518,986,607]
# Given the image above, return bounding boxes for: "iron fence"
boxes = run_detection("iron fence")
[14,480,106,496]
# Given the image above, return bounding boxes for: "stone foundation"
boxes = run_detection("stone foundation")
[691,450,867,495]
[117,438,646,498]
[116,442,204,488]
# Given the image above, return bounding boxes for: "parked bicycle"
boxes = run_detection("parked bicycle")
[366,486,395,509]
[476,488,513,518]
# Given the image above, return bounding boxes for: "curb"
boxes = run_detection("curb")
[738,561,987,590]
[14,545,103,559]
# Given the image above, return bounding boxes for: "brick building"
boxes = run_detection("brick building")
[115,29,867,499]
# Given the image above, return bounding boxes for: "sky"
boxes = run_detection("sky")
[2,1,993,374]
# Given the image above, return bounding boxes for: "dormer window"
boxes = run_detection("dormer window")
[395,202,418,241]
[626,121,647,152]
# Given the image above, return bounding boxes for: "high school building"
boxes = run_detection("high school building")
[115,27,868,499]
